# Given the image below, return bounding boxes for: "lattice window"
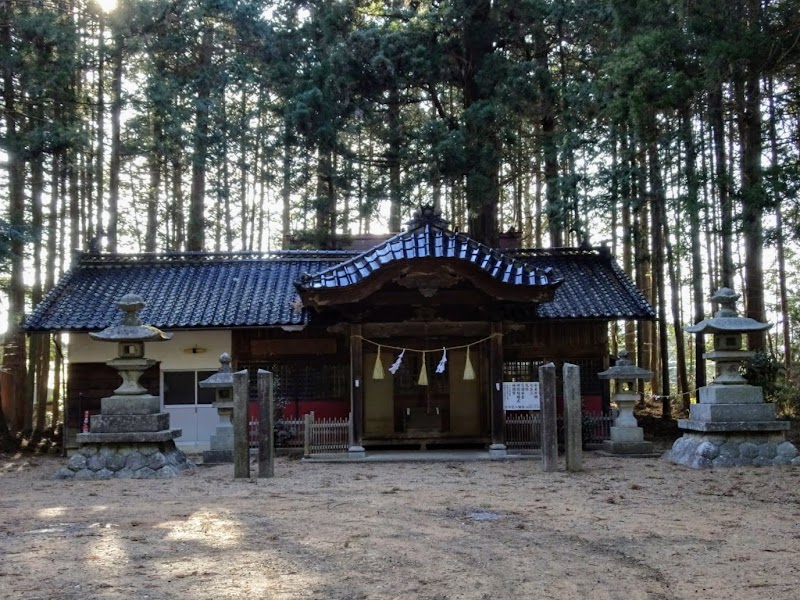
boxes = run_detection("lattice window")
[503,359,603,394]
[245,362,348,403]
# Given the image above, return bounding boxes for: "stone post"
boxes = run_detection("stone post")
[563,363,582,472]
[232,369,250,479]
[539,363,558,472]
[303,412,313,458]
[257,369,274,478]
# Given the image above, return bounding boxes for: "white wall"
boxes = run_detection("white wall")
[68,330,232,370]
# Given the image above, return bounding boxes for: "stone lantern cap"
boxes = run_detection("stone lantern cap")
[598,350,653,381]
[199,353,235,389]
[684,288,770,335]
[89,293,173,343]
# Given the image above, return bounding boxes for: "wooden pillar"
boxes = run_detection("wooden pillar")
[257,369,274,478]
[489,321,506,456]
[539,362,558,472]
[563,362,582,472]
[232,369,250,479]
[349,323,366,456]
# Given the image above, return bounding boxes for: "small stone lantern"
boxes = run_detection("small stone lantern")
[200,353,236,464]
[597,350,654,455]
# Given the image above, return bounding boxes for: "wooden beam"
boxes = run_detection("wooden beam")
[350,323,364,451]
[362,321,491,338]
[489,321,505,450]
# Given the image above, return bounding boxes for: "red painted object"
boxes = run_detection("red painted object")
[82,410,90,433]
[248,399,350,421]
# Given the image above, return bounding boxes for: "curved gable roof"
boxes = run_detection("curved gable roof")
[295,219,562,299]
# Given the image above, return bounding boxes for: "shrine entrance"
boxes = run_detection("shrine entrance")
[362,344,484,447]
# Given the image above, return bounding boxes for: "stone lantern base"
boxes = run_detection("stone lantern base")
[55,437,191,480]
[665,383,799,468]
[667,431,800,468]
[601,428,655,455]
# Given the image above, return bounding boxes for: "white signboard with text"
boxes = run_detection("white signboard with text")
[503,381,540,411]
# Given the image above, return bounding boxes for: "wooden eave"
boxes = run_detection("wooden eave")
[296,257,561,311]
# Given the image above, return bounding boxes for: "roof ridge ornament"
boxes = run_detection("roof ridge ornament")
[406,205,449,230]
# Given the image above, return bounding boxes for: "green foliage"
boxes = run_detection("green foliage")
[744,351,785,404]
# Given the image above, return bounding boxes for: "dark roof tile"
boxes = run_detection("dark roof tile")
[23,246,654,333]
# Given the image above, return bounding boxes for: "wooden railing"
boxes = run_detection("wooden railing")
[504,411,613,450]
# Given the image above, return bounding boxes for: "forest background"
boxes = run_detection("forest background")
[1,0,799,442]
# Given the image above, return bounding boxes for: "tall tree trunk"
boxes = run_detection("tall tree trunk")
[767,79,791,373]
[316,147,336,242]
[739,0,766,349]
[463,0,499,246]
[2,0,28,432]
[145,113,161,252]
[281,125,292,249]
[534,29,561,246]
[94,11,106,245]
[708,85,733,288]
[681,106,707,394]
[387,87,402,232]
[107,33,124,253]
[645,124,671,419]
[188,24,213,252]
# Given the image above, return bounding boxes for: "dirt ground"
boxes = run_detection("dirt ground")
[1,446,799,600]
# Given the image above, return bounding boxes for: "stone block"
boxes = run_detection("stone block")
[697,441,719,460]
[156,465,180,478]
[106,453,127,472]
[713,455,736,468]
[54,468,76,480]
[609,426,645,443]
[68,454,88,471]
[95,468,114,480]
[74,469,95,480]
[601,440,655,455]
[758,443,778,459]
[87,453,107,471]
[739,442,759,458]
[125,452,146,471]
[116,468,134,478]
[77,429,182,444]
[132,467,156,479]
[777,442,798,458]
[773,455,792,466]
[147,452,167,471]
[90,413,170,434]
[101,395,161,415]
[719,442,740,458]
[698,385,764,405]
[677,419,790,433]
[202,449,234,464]
[689,403,776,423]
[209,430,235,451]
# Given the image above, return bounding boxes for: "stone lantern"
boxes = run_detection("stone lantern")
[200,353,236,464]
[667,287,799,468]
[57,294,191,479]
[598,350,654,455]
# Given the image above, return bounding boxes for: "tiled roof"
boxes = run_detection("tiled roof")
[509,248,656,319]
[23,246,654,333]
[24,251,352,332]
[296,224,559,290]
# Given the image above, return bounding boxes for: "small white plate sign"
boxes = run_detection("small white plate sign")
[503,381,540,410]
